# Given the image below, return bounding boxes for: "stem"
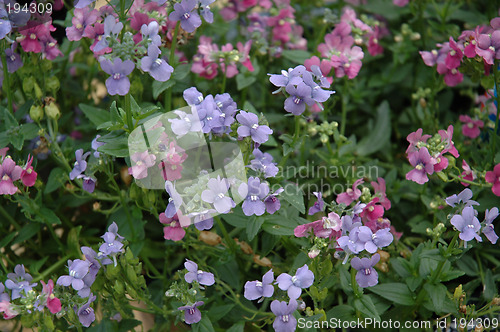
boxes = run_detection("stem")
[0,205,21,230]
[340,79,349,137]
[351,267,362,298]
[278,116,301,169]
[32,254,71,282]
[1,44,14,114]
[492,62,500,165]
[215,216,238,254]
[217,278,273,317]
[164,22,180,111]
[124,93,134,132]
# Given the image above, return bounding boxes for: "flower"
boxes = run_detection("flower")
[184,260,215,286]
[460,160,476,186]
[336,179,363,205]
[5,265,37,300]
[141,44,174,82]
[244,270,274,301]
[91,135,105,158]
[99,222,124,256]
[5,46,23,73]
[485,163,500,196]
[66,8,99,41]
[165,181,184,217]
[76,295,96,327]
[308,192,325,215]
[93,16,123,52]
[450,206,482,247]
[100,57,135,96]
[78,175,96,193]
[337,227,364,254]
[482,207,499,244]
[169,0,202,33]
[284,82,314,115]
[360,198,385,222]
[140,21,161,47]
[406,128,431,155]
[20,155,37,187]
[238,177,270,216]
[69,149,90,180]
[264,187,283,214]
[201,176,235,214]
[271,299,298,332]
[128,151,156,179]
[356,226,393,253]
[40,280,62,314]
[406,147,435,184]
[445,188,479,207]
[351,253,380,288]
[0,157,22,195]
[236,111,273,144]
[57,259,90,291]
[178,301,204,324]
[249,148,278,178]
[459,115,484,139]
[159,212,186,241]
[0,301,18,319]
[276,264,314,299]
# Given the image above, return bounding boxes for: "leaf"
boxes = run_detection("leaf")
[13,223,41,245]
[246,216,263,241]
[356,101,391,156]
[207,304,235,321]
[1,107,18,128]
[281,50,312,64]
[261,214,297,236]
[423,283,447,313]
[483,269,496,301]
[152,80,175,99]
[36,208,62,224]
[45,168,66,194]
[369,283,415,306]
[192,315,215,332]
[20,123,39,141]
[236,73,256,91]
[354,295,381,320]
[0,232,16,249]
[79,104,110,127]
[222,206,248,228]
[98,131,130,157]
[280,183,305,214]
[326,304,355,322]
[226,322,245,332]
[172,63,191,81]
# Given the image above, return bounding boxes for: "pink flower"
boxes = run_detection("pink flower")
[485,163,500,197]
[371,177,391,210]
[19,22,51,53]
[445,37,463,70]
[128,151,156,179]
[21,155,37,187]
[318,22,353,58]
[336,178,363,205]
[432,153,449,172]
[237,40,254,72]
[438,125,459,158]
[330,46,364,79]
[159,212,187,241]
[360,198,384,222]
[406,128,431,154]
[294,212,342,239]
[393,0,409,6]
[0,157,22,195]
[406,147,435,184]
[461,160,475,186]
[267,8,294,43]
[304,56,333,84]
[459,115,484,139]
[158,142,187,181]
[41,280,62,314]
[0,301,18,319]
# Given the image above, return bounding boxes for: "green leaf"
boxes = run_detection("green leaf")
[356,101,391,156]
[236,73,256,90]
[192,315,215,332]
[261,214,297,236]
[79,104,110,127]
[98,131,130,157]
[354,295,381,321]
[9,132,24,150]
[13,223,41,245]
[226,322,245,332]
[280,183,305,214]
[246,216,262,241]
[0,232,16,249]
[45,168,66,194]
[207,304,235,321]
[222,206,248,228]
[483,269,496,301]
[2,107,18,128]
[281,50,312,64]
[20,123,39,141]
[369,283,415,306]
[152,80,175,99]
[423,283,447,313]
[326,304,355,321]
[243,100,258,114]
[172,63,191,81]
[36,208,62,225]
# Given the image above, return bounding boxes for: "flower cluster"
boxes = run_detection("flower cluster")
[405,126,459,184]
[244,265,314,331]
[420,17,500,86]
[447,189,498,247]
[69,143,105,193]
[168,0,215,33]
[269,65,335,115]
[0,148,38,195]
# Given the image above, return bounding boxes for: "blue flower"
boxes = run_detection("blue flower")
[450,206,482,247]
[238,176,269,216]
[184,260,215,286]
[276,264,314,299]
[351,253,380,288]
[244,269,274,301]
[70,149,90,180]
[169,0,202,33]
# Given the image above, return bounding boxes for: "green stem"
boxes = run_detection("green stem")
[449,174,491,188]
[492,62,500,165]
[351,267,362,298]
[124,93,134,132]
[142,256,163,279]
[32,254,71,282]
[278,116,301,169]
[164,22,180,111]
[215,216,238,254]
[46,222,64,251]
[217,278,273,317]
[0,205,21,230]
[1,44,14,114]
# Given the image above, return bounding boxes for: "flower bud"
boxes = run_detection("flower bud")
[45,99,61,120]
[41,59,53,71]
[121,166,132,186]
[29,105,44,122]
[23,77,36,95]
[253,255,272,267]
[34,83,43,100]
[46,76,60,93]
[199,231,221,246]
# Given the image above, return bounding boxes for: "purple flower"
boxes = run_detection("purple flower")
[269,67,304,90]
[75,295,96,327]
[451,206,482,247]
[271,299,298,332]
[445,188,479,208]
[238,177,270,216]
[128,151,156,179]
[57,259,90,291]
[0,19,12,40]
[141,21,161,47]
[93,16,123,52]
[406,147,435,184]
[244,269,274,301]
[201,176,235,213]
[191,210,215,230]
[100,57,134,96]
[284,82,314,115]
[66,8,99,41]
[276,264,314,299]
[5,47,23,73]
[0,282,9,302]
[74,0,96,8]
[340,215,362,235]
[213,93,237,134]
[357,226,393,253]
[69,149,90,180]
[351,253,380,288]
[337,226,364,254]
[183,87,204,105]
[184,260,215,286]
[77,174,96,193]
[165,181,184,217]
[482,207,499,244]
[236,111,273,144]
[169,0,202,33]
[5,265,37,300]
[141,44,174,82]
[198,95,224,133]
[250,148,278,178]
[199,0,215,23]
[81,246,101,285]
[264,187,283,214]
[0,157,22,195]
[178,301,204,324]
[99,222,124,255]
[91,135,105,158]
[308,192,324,215]
[169,109,203,137]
